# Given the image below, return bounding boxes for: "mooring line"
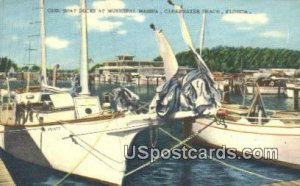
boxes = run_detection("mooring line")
[124,119,217,177]
[53,113,116,186]
[158,127,283,183]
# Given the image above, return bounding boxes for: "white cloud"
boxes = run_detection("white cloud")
[259,31,286,38]
[222,13,268,25]
[88,18,123,32]
[46,36,70,49]
[11,35,19,42]
[65,0,145,32]
[117,30,127,35]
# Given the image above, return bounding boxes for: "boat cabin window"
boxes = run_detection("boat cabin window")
[1,96,14,104]
[41,94,51,101]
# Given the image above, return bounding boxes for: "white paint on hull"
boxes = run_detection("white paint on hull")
[193,118,300,168]
[0,113,156,185]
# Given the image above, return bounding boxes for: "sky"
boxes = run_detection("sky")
[0,0,299,69]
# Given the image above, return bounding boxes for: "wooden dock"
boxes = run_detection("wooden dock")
[0,158,15,186]
[263,179,300,186]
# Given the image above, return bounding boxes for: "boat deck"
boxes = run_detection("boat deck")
[0,158,15,185]
[220,103,300,125]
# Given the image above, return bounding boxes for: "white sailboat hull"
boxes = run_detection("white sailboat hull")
[192,118,300,169]
[0,114,156,185]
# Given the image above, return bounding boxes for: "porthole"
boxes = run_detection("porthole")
[85,108,92,114]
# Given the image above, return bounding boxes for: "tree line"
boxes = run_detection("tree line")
[0,57,40,73]
[3,46,300,74]
[154,46,300,72]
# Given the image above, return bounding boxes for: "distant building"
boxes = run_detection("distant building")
[96,55,163,76]
[95,55,192,85]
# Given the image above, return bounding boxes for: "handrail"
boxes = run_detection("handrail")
[228,114,300,121]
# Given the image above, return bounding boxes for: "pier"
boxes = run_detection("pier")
[264,179,300,186]
[286,86,300,111]
[0,158,15,185]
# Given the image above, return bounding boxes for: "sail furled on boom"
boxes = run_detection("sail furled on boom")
[168,0,221,111]
[155,78,181,118]
[168,0,213,80]
[181,69,221,116]
[149,24,180,117]
[151,24,219,118]
[149,1,222,118]
[112,87,140,112]
[150,24,178,81]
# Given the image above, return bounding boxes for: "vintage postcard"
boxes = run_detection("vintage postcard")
[0,0,300,185]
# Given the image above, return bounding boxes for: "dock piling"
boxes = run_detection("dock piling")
[222,84,230,103]
[146,76,149,87]
[277,80,282,97]
[229,79,234,93]
[294,89,299,111]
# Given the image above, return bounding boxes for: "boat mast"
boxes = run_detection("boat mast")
[79,0,90,95]
[26,41,36,92]
[199,13,206,57]
[40,0,47,85]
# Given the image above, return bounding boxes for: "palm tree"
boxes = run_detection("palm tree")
[0,57,18,74]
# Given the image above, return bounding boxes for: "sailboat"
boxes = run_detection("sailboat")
[245,71,287,95]
[0,0,207,185]
[193,89,300,169]
[6,0,70,108]
[0,0,151,185]
[165,1,300,169]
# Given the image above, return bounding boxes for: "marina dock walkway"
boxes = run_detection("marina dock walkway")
[264,179,300,186]
[0,158,15,185]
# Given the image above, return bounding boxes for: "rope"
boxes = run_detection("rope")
[125,119,283,183]
[53,113,116,186]
[158,127,284,183]
[136,102,150,112]
[124,118,217,177]
[60,121,151,139]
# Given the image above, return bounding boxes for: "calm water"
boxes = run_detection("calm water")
[1,82,300,186]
